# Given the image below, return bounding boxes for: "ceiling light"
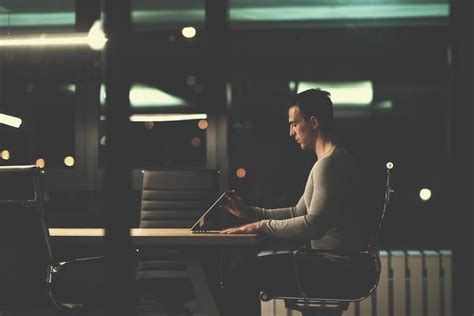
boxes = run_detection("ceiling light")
[0,113,22,128]
[296,81,373,106]
[0,33,89,47]
[130,113,207,122]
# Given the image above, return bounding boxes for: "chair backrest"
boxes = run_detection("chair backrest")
[367,162,393,253]
[361,162,394,254]
[0,165,53,307]
[139,169,219,228]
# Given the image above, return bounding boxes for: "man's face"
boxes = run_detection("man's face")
[288,105,316,151]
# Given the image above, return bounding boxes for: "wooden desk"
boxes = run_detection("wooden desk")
[49,228,260,316]
[49,228,259,245]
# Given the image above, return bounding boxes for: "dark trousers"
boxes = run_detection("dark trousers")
[221,239,306,316]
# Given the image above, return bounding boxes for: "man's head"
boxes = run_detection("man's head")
[288,88,334,151]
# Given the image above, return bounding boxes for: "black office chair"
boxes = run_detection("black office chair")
[0,165,103,315]
[136,169,219,313]
[259,162,395,316]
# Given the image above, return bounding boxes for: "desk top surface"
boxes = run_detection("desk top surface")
[49,228,259,246]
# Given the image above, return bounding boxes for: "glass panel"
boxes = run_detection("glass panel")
[229,0,449,29]
[0,56,77,168]
[226,1,451,249]
[132,0,205,31]
[0,0,75,33]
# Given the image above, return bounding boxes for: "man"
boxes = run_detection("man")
[221,88,362,251]
[216,88,364,316]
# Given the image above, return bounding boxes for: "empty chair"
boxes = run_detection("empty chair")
[136,169,219,313]
[260,162,395,316]
[0,165,104,315]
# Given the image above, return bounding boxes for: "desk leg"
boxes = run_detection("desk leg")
[184,255,220,316]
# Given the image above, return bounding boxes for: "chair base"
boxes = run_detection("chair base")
[284,298,349,316]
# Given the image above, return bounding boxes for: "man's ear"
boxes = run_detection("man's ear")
[310,116,319,129]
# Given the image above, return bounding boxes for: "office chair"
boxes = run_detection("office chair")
[0,165,103,314]
[259,162,395,316]
[137,169,219,314]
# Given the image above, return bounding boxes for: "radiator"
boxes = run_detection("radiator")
[260,250,452,316]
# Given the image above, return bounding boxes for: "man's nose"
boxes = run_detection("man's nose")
[289,126,294,137]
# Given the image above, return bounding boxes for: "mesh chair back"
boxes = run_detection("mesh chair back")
[367,163,393,253]
[139,169,219,228]
[0,165,53,307]
[356,162,394,253]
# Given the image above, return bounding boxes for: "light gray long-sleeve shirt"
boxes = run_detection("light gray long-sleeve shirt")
[248,145,362,250]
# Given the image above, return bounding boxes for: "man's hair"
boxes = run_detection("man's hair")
[289,88,334,133]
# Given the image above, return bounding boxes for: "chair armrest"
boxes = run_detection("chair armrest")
[48,256,104,282]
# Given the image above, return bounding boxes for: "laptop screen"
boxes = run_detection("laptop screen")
[190,191,228,233]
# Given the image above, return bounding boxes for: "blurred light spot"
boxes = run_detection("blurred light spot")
[1,150,10,160]
[100,136,106,146]
[100,115,106,121]
[419,188,431,201]
[288,81,296,91]
[191,137,201,147]
[182,26,196,38]
[198,119,208,130]
[35,158,45,168]
[87,20,107,51]
[64,156,75,167]
[193,84,203,94]
[386,162,394,169]
[144,121,154,130]
[226,83,232,105]
[186,75,196,86]
[375,100,393,111]
[236,168,247,178]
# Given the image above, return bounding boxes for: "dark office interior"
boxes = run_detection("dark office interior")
[0,0,472,315]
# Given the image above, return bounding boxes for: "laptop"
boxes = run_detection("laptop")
[190,191,231,233]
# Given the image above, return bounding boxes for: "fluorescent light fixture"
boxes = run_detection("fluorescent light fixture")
[0,4,448,30]
[0,21,108,50]
[230,4,449,22]
[0,12,74,27]
[128,84,186,108]
[296,81,373,106]
[0,113,22,128]
[64,83,187,108]
[130,113,207,122]
[0,33,89,47]
[132,4,448,24]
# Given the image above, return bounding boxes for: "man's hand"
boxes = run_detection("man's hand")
[219,190,249,219]
[220,221,261,234]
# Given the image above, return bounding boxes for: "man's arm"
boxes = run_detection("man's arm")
[247,195,306,221]
[257,158,347,240]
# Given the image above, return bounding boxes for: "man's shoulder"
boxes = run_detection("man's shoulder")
[313,146,357,175]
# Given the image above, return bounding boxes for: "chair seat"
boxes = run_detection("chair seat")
[260,250,380,301]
